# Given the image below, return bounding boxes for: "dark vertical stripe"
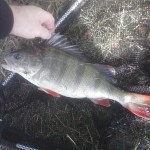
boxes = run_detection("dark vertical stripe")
[56,55,68,83]
[73,64,86,90]
[93,75,101,92]
[45,50,62,81]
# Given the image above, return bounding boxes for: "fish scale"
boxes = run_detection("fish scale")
[77,65,98,97]
[55,54,69,85]
[73,64,86,90]
[60,59,79,94]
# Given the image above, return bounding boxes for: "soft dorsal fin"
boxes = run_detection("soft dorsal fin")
[45,33,86,60]
[93,64,117,85]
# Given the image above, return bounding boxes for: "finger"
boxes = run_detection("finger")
[40,11,55,23]
[40,11,55,30]
[36,26,51,39]
[42,20,55,32]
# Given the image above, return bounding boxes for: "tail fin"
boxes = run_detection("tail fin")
[124,94,150,119]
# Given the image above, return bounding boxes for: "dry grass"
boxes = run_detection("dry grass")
[65,0,150,64]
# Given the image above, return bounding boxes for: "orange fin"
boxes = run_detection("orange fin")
[39,88,60,98]
[90,99,111,107]
[125,94,150,119]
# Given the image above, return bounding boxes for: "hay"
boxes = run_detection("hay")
[66,0,150,63]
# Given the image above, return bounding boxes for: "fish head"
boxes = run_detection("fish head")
[2,50,42,77]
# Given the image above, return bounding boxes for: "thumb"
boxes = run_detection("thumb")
[36,26,51,39]
[42,20,55,32]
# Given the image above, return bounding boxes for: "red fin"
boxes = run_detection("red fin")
[90,99,111,107]
[39,88,60,98]
[125,94,150,119]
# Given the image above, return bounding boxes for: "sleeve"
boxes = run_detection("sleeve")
[0,0,14,38]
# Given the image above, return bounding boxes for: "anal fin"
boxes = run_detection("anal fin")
[39,87,60,98]
[90,98,111,107]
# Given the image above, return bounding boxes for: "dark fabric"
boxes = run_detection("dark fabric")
[0,0,14,38]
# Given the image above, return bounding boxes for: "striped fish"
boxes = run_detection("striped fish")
[2,33,150,119]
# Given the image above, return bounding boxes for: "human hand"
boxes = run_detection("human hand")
[10,5,55,39]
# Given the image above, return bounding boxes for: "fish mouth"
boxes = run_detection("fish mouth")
[1,57,13,71]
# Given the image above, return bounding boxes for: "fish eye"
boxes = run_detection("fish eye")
[13,53,22,60]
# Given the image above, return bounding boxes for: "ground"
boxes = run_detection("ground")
[0,0,150,150]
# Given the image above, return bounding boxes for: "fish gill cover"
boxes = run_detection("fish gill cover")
[1,0,150,150]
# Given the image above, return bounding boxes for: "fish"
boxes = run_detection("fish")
[2,33,150,119]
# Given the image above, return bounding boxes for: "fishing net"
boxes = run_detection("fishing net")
[1,0,150,150]
[1,73,139,150]
[66,0,150,93]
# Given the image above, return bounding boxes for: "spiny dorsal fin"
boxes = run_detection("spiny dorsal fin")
[45,33,86,61]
